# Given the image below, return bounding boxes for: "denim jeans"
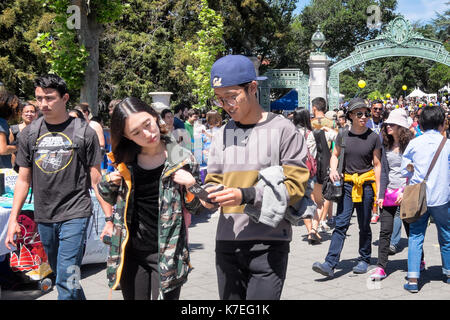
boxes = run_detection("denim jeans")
[407,202,449,279]
[390,208,402,248]
[325,182,374,269]
[38,217,89,300]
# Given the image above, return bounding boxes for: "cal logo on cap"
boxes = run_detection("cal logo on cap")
[212,77,222,87]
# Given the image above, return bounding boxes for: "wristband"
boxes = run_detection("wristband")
[105,216,114,223]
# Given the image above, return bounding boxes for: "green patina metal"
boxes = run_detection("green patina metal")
[328,16,450,109]
[259,69,309,111]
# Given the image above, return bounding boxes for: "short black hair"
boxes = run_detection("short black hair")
[161,108,173,119]
[34,74,68,98]
[311,97,327,112]
[371,99,383,106]
[187,108,200,117]
[174,101,189,114]
[419,105,445,131]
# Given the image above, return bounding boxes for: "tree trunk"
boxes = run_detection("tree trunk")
[72,0,102,116]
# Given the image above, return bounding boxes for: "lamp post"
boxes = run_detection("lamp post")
[311,26,326,53]
[308,25,329,108]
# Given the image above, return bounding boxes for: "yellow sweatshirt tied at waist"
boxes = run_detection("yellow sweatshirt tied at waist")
[344,170,377,203]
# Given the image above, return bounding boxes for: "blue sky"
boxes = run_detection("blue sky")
[294,0,448,24]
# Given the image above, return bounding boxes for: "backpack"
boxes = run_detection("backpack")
[27,117,90,198]
[312,129,331,184]
[303,130,317,178]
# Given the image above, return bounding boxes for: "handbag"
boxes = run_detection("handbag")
[400,136,446,223]
[383,187,404,207]
[323,128,348,202]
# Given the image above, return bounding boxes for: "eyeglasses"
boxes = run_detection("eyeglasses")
[212,95,238,108]
[372,108,383,111]
[354,111,371,118]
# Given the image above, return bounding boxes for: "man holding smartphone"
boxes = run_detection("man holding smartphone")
[199,55,310,300]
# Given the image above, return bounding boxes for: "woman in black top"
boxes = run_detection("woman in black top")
[312,98,381,277]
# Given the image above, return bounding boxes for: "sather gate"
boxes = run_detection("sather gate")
[328,16,450,109]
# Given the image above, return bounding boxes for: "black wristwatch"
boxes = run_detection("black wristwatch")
[105,216,114,223]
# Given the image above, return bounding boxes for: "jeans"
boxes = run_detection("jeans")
[38,217,89,300]
[390,209,402,248]
[325,182,374,269]
[407,202,450,279]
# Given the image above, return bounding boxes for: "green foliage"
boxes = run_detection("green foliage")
[36,0,123,91]
[185,0,224,109]
[209,0,297,70]
[98,0,204,107]
[0,0,50,98]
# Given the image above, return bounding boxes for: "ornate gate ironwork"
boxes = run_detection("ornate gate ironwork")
[259,69,309,111]
[328,16,450,109]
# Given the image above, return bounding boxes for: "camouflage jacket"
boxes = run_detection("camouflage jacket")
[98,136,201,295]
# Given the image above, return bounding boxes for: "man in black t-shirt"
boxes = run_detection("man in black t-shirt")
[5,74,112,300]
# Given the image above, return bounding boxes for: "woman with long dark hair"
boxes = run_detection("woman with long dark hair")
[98,97,201,300]
[370,109,418,280]
[293,108,322,244]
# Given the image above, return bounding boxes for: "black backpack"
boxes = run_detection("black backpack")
[312,129,331,185]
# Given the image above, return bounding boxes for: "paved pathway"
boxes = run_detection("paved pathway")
[1,209,449,300]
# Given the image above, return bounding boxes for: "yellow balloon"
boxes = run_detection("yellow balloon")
[358,80,366,89]
[419,104,422,107]
[395,105,399,109]
[386,93,391,98]
[402,85,407,91]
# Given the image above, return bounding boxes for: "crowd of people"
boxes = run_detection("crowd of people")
[0,54,449,300]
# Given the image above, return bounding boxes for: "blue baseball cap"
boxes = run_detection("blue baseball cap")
[210,55,267,88]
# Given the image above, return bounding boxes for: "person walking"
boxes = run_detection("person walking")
[367,100,384,224]
[370,109,416,280]
[98,97,201,300]
[201,54,309,300]
[402,105,450,293]
[312,98,382,277]
[0,91,19,168]
[293,108,322,244]
[5,74,108,300]
[310,97,337,233]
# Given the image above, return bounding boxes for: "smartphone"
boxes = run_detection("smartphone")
[102,235,112,246]
[189,183,224,204]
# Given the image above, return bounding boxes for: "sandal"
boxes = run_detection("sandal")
[308,228,322,245]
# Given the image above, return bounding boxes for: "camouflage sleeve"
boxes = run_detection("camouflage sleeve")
[183,154,202,214]
[98,174,120,206]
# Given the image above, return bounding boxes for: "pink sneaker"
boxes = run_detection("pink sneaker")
[370,267,387,280]
[420,260,426,272]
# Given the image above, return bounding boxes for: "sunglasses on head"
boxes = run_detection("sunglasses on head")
[354,111,371,118]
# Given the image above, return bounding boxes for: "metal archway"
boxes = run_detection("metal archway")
[328,16,450,109]
[259,69,309,111]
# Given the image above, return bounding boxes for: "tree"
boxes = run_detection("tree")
[285,0,397,73]
[209,0,297,70]
[98,0,204,109]
[185,0,224,109]
[37,0,123,115]
[0,0,50,99]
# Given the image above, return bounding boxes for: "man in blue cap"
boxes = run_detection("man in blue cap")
[199,55,310,300]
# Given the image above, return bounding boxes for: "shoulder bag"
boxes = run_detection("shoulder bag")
[400,136,446,223]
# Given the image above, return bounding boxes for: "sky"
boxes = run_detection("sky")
[294,0,448,24]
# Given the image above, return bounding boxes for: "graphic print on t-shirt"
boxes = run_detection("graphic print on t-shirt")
[34,132,74,174]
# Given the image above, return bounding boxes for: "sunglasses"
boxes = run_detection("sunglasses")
[372,107,383,111]
[353,111,371,118]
